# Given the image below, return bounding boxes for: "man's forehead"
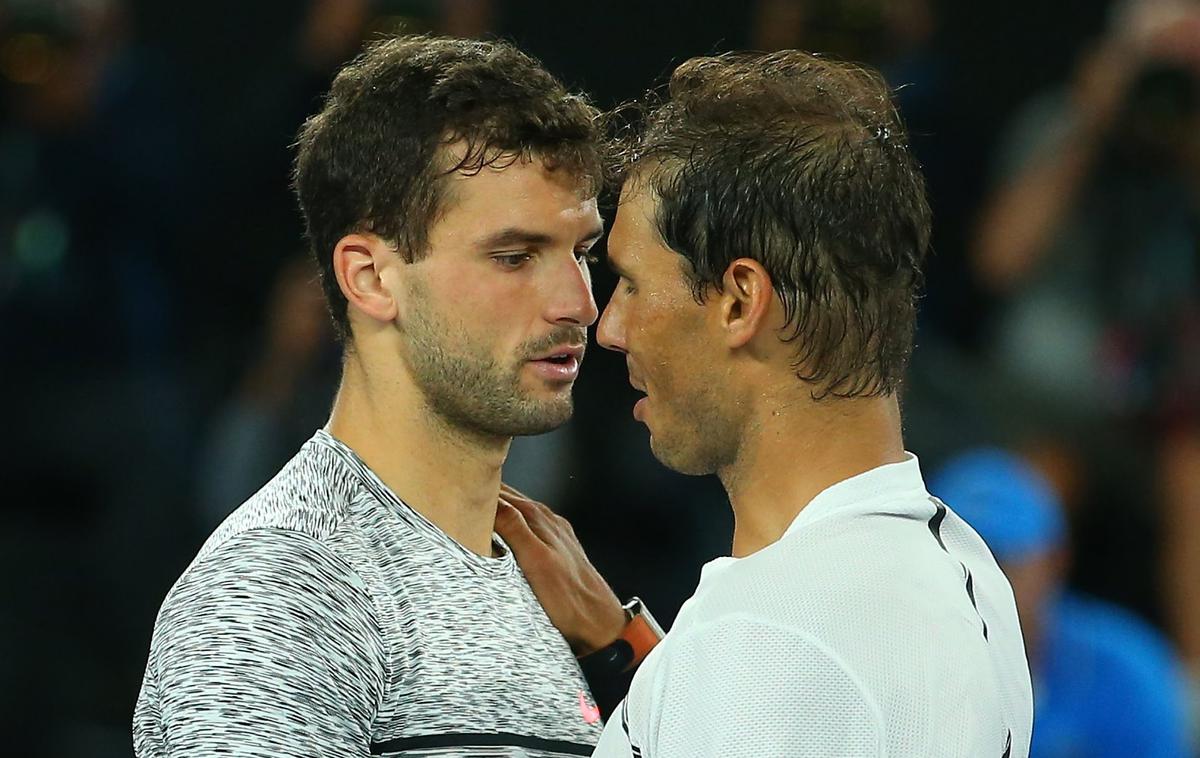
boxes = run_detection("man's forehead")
[608,180,672,276]
[437,142,597,198]
[611,181,659,239]
[433,153,598,228]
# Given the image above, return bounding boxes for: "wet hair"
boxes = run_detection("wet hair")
[618,50,931,398]
[293,35,605,341]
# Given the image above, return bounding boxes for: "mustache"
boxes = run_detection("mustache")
[521,326,588,359]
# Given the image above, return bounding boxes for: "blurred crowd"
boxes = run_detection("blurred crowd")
[1,0,1197,755]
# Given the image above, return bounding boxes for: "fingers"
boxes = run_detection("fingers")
[499,484,573,543]
[501,484,557,521]
[500,482,531,501]
[495,498,547,555]
[507,499,568,549]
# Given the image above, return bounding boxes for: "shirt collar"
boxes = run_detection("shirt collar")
[309,427,516,576]
[781,452,929,540]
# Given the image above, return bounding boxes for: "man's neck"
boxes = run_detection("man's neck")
[719,391,906,558]
[328,354,509,557]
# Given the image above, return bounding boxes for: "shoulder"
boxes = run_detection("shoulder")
[200,439,364,555]
[691,499,954,628]
[146,527,388,699]
[155,528,379,646]
[173,437,382,613]
[675,499,1015,689]
[140,534,389,756]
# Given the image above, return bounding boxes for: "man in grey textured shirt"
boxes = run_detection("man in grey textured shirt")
[134,35,626,757]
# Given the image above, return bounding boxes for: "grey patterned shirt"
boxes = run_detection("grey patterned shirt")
[134,429,603,757]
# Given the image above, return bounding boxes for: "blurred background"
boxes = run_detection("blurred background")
[1,0,1198,755]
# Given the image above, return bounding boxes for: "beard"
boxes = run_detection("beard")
[401,285,585,438]
[645,375,739,476]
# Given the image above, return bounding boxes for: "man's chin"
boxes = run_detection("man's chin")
[502,397,574,437]
[649,432,716,477]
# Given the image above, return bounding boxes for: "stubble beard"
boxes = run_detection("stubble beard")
[403,309,582,439]
[647,378,737,476]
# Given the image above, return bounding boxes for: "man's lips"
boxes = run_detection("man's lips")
[633,395,648,421]
[628,370,648,420]
[528,344,585,363]
[527,344,585,382]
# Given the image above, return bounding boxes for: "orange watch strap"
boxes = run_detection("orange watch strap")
[618,599,664,671]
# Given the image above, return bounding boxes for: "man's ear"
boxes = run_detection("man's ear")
[718,258,774,349]
[332,233,400,326]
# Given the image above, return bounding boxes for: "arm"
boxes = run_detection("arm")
[973,42,1135,293]
[146,529,385,757]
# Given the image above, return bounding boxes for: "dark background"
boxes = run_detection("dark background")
[2,0,1197,755]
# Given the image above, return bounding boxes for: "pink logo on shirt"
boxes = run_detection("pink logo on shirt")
[578,690,601,724]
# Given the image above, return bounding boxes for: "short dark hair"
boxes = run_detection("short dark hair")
[293,35,605,342]
[620,50,931,398]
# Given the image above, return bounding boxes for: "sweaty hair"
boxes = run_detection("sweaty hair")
[293,35,605,342]
[619,50,931,399]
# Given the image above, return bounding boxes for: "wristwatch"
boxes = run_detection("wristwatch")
[578,597,665,676]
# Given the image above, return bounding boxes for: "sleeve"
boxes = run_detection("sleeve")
[645,615,886,758]
[146,528,387,757]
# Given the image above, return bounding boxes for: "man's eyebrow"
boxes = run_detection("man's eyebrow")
[475,225,606,250]
[579,225,605,246]
[474,227,556,249]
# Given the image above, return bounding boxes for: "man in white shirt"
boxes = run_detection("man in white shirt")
[497,50,1034,757]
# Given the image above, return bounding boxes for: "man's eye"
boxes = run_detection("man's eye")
[493,252,533,269]
[574,249,599,265]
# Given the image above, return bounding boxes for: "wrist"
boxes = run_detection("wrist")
[577,597,664,673]
[574,602,630,657]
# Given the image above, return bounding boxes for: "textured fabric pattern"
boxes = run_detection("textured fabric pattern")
[594,455,1034,758]
[134,429,602,757]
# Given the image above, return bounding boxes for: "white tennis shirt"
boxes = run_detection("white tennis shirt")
[594,454,1033,757]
